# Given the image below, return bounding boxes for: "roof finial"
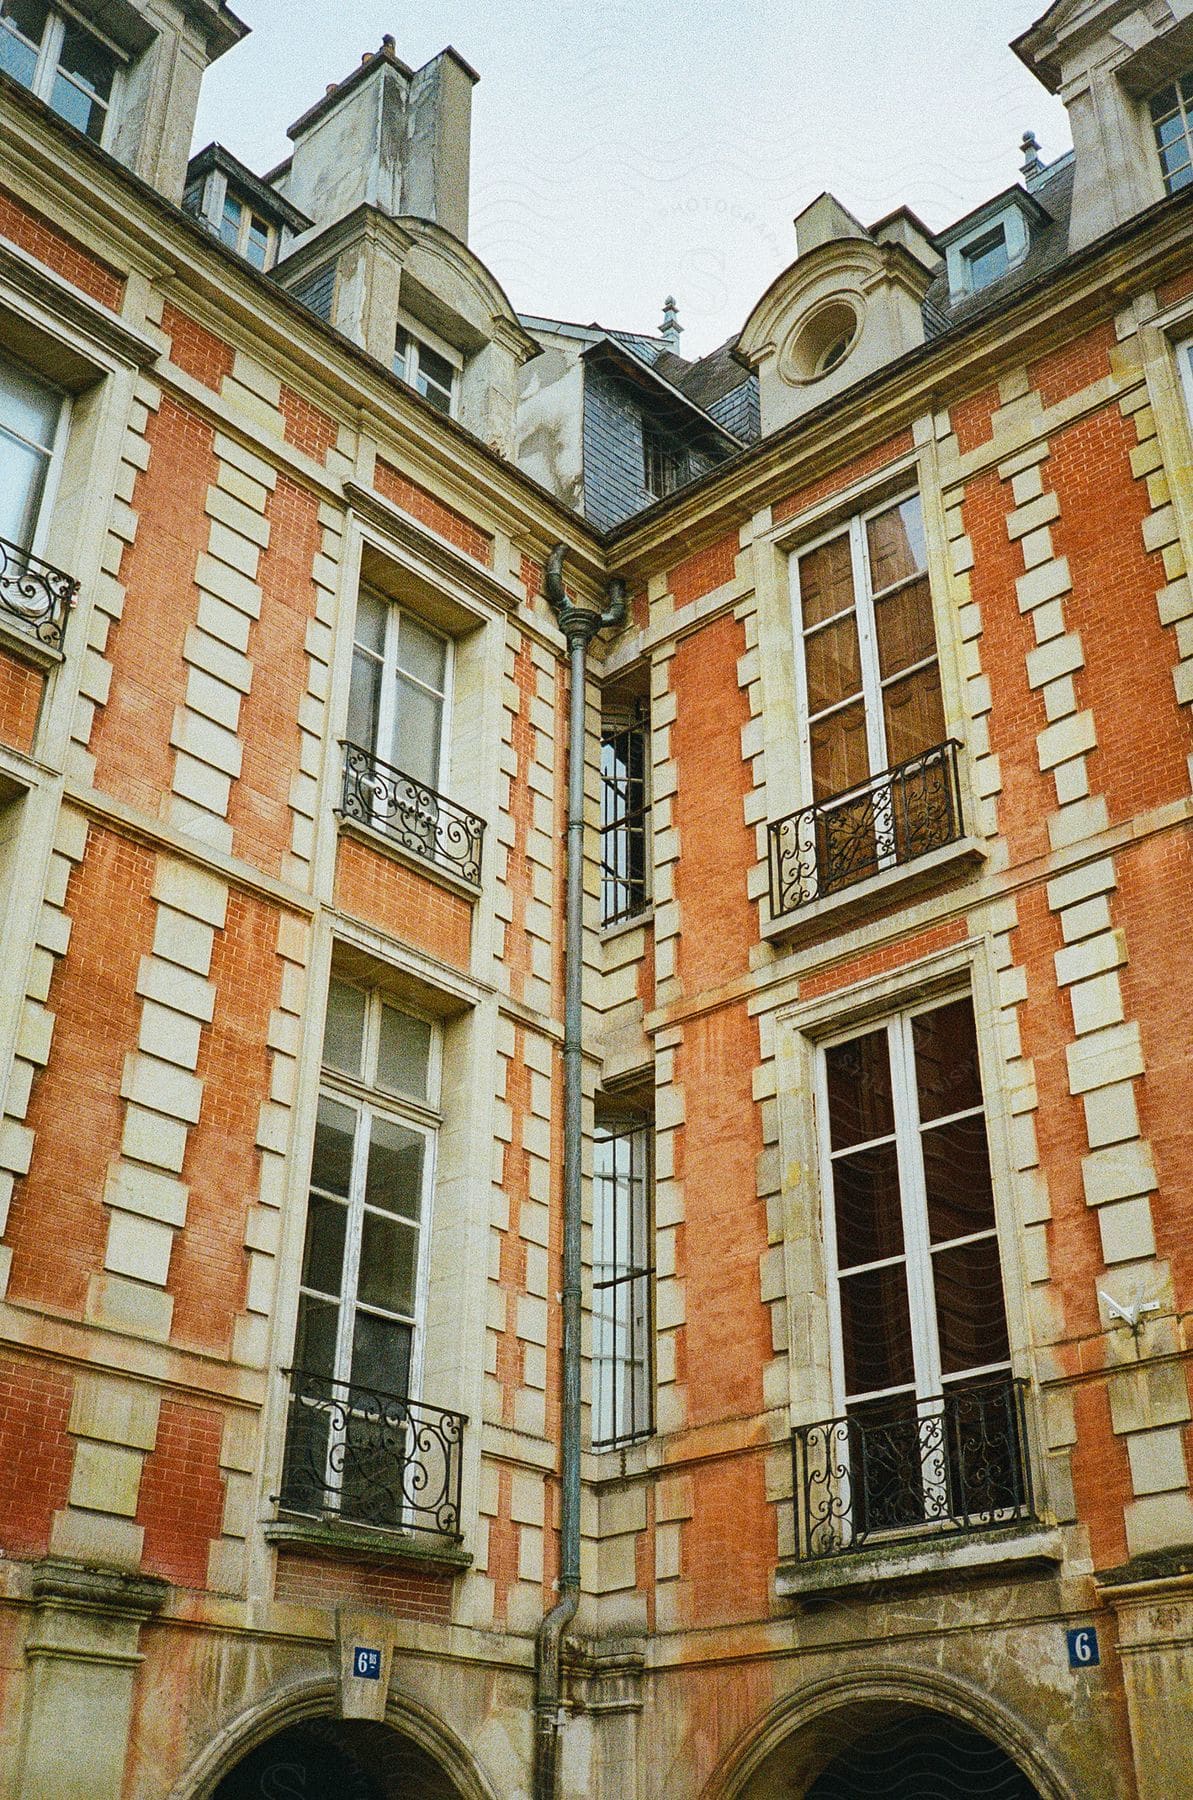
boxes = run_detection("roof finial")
[1021,129,1043,185]
[659,295,682,354]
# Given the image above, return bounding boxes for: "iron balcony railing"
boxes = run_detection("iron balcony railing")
[339,741,485,886]
[791,1377,1036,1561]
[768,738,963,919]
[0,535,78,652]
[278,1368,466,1539]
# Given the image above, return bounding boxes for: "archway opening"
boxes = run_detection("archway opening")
[738,1699,1047,1800]
[806,1705,1041,1800]
[210,1716,466,1800]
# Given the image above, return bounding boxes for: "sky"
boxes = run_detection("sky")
[193,1,1073,360]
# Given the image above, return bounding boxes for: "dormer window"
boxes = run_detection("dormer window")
[643,423,683,498]
[219,193,273,270]
[394,327,457,417]
[1149,75,1193,195]
[0,0,120,145]
[961,226,1010,291]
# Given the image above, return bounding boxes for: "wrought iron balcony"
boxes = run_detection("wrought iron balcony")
[791,1378,1036,1561]
[339,741,484,886]
[278,1368,466,1539]
[0,535,77,652]
[768,739,963,919]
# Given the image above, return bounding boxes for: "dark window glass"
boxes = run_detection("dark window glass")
[824,1028,894,1149]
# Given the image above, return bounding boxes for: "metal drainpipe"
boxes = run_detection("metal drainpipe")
[535,544,626,1800]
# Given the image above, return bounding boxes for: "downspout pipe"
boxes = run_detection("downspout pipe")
[535,544,626,1800]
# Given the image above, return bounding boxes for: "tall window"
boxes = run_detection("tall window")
[284,980,438,1523]
[792,492,950,890]
[600,711,649,925]
[394,328,456,417]
[0,1,120,144]
[0,350,64,553]
[1150,74,1193,195]
[348,591,450,793]
[817,996,1017,1535]
[592,1117,653,1449]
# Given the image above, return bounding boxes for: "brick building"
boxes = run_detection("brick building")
[0,1,1191,1796]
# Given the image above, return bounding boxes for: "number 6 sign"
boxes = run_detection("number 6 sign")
[353,1646,381,1680]
[1067,1627,1100,1669]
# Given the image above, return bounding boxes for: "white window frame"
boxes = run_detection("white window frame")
[591,1115,654,1451]
[218,188,277,271]
[0,1,125,149]
[789,487,940,842]
[816,996,1011,1420]
[1175,336,1193,437]
[394,313,461,418]
[1148,71,1193,197]
[600,702,651,927]
[350,588,454,795]
[0,347,70,560]
[291,983,442,1523]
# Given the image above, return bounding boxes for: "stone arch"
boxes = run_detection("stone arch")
[169,1675,500,1800]
[704,1666,1081,1800]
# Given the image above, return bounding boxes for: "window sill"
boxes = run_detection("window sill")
[762,834,985,947]
[0,605,65,673]
[776,1520,1062,1602]
[337,814,483,903]
[264,1515,472,1572]
[600,907,653,944]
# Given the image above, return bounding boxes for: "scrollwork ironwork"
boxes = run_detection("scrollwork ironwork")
[339,741,484,885]
[278,1368,466,1539]
[792,1378,1035,1560]
[0,535,77,651]
[768,739,963,918]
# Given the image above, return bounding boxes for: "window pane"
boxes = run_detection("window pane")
[0,352,60,451]
[49,68,107,140]
[354,587,387,654]
[246,218,269,268]
[810,698,870,800]
[346,643,382,753]
[799,532,854,629]
[310,1096,355,1197]
[322,979,365,1078]
[832,1141,905,1270]
[357,1213,419,1314]
[0,0,44,84]
[0,432,49,549]
[1150,84,1179,121]
[825,1029,894,1148]
[417,372,452,415]
[804,613,862,715]
[393,329,409,380]
[873,575,936,679]
[350,1309,412,1396]
[1155,110,1187,147]
[57,20,115,101]
[293,1293,339,1379]
[301,1192,346,1297]
[418,342,455,392]
[396,614,447,692]
[839,1263,915,1397]
[394,676,442,789]
[866,497,925,592]
[912,998,984,1121]
[376,1004,431,1103]
[220,195,242,247]
[364,1116,424,1220]
[922,1115,995,1244]
[932,1237,1009,1376]
[881,663,946,766]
